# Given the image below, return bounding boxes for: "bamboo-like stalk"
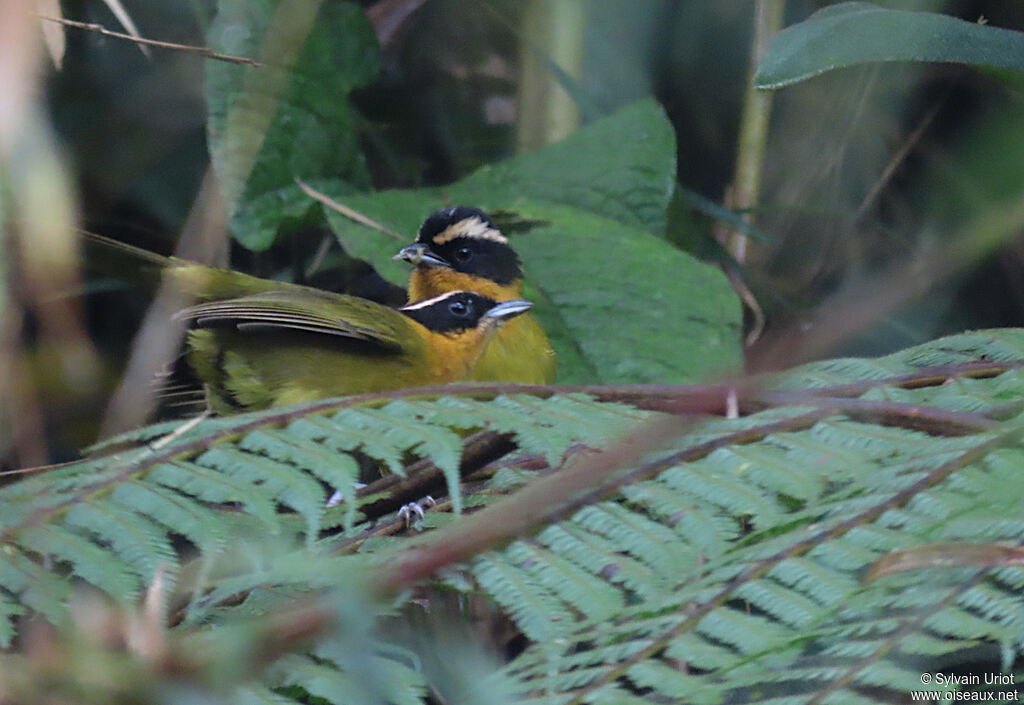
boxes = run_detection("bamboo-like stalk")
[515,0,585,153]
[724,0,785,346]
[728,0,785,263]
[1,0,98,464]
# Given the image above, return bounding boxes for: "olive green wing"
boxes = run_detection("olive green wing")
[175,290,417,353]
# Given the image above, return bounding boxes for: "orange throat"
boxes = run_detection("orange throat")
[407,267,523,303]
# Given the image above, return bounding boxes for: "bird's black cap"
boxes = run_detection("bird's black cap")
[404,206,522,285]
[417,206,501,245]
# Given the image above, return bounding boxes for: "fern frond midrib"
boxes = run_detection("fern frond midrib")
[546,423,1024,705]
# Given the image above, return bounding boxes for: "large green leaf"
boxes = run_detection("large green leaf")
[206,0,378,249]
[321,101,738,384]
[321,189,438,286]
[499,200,741,384]
[454,98,677,234]
[756,2,1024,89]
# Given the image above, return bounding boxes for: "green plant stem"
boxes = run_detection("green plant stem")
[724,1,785,346]
[515,0,585,153]
[728,0,785,264]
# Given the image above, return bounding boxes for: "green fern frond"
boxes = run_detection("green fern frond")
[4,330,1024,704]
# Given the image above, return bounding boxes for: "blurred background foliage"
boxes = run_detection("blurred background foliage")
[6,0,1024,464]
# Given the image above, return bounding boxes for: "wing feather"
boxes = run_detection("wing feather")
[175,290,410,353]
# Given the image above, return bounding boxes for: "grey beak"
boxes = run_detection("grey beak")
[482,299,533,323]
[393,243,451,268]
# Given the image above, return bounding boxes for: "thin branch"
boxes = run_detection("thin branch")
[295,178,405,240]
[0,458,80,476]
[724,262,766,347]
[753,392,1000,435]
[726,0,784,261]
[99,166,228,437]
[36,0,66,68]
[339,391,996,553]
[34,15,262,66]
[98,0,149,59]
[350,430,518,519]
[375,413,689,592]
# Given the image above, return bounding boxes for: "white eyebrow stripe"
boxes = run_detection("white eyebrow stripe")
[433,216,508,245]
[399,291,470,311]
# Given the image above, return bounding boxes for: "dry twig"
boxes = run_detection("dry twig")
[35,15,263,66]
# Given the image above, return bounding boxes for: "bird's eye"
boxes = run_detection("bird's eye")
[454,247,472,263]
[449,300,469,316]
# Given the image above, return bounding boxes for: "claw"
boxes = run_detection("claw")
[397,495,437,529]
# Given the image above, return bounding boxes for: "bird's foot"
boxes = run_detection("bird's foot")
[397,495,437,529]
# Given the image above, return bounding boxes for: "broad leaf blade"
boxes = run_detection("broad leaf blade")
[756,2,1024,89]
[206,0,378,249]
[323,189,439,286]
[498,200,741,384]
[455,98,677,234]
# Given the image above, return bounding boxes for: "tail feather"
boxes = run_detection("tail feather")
[80,229,176,268]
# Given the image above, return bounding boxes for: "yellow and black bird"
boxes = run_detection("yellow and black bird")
[394,206,556,384]
[180,288,531,413]
[85,233,532,414]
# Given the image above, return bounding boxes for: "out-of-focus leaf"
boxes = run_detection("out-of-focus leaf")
[206,0,378,250]
[756,2,1024,89]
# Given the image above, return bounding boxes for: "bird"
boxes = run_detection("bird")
[178,288,532,413]
[393,206,556,384]
[83,232,532,414]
